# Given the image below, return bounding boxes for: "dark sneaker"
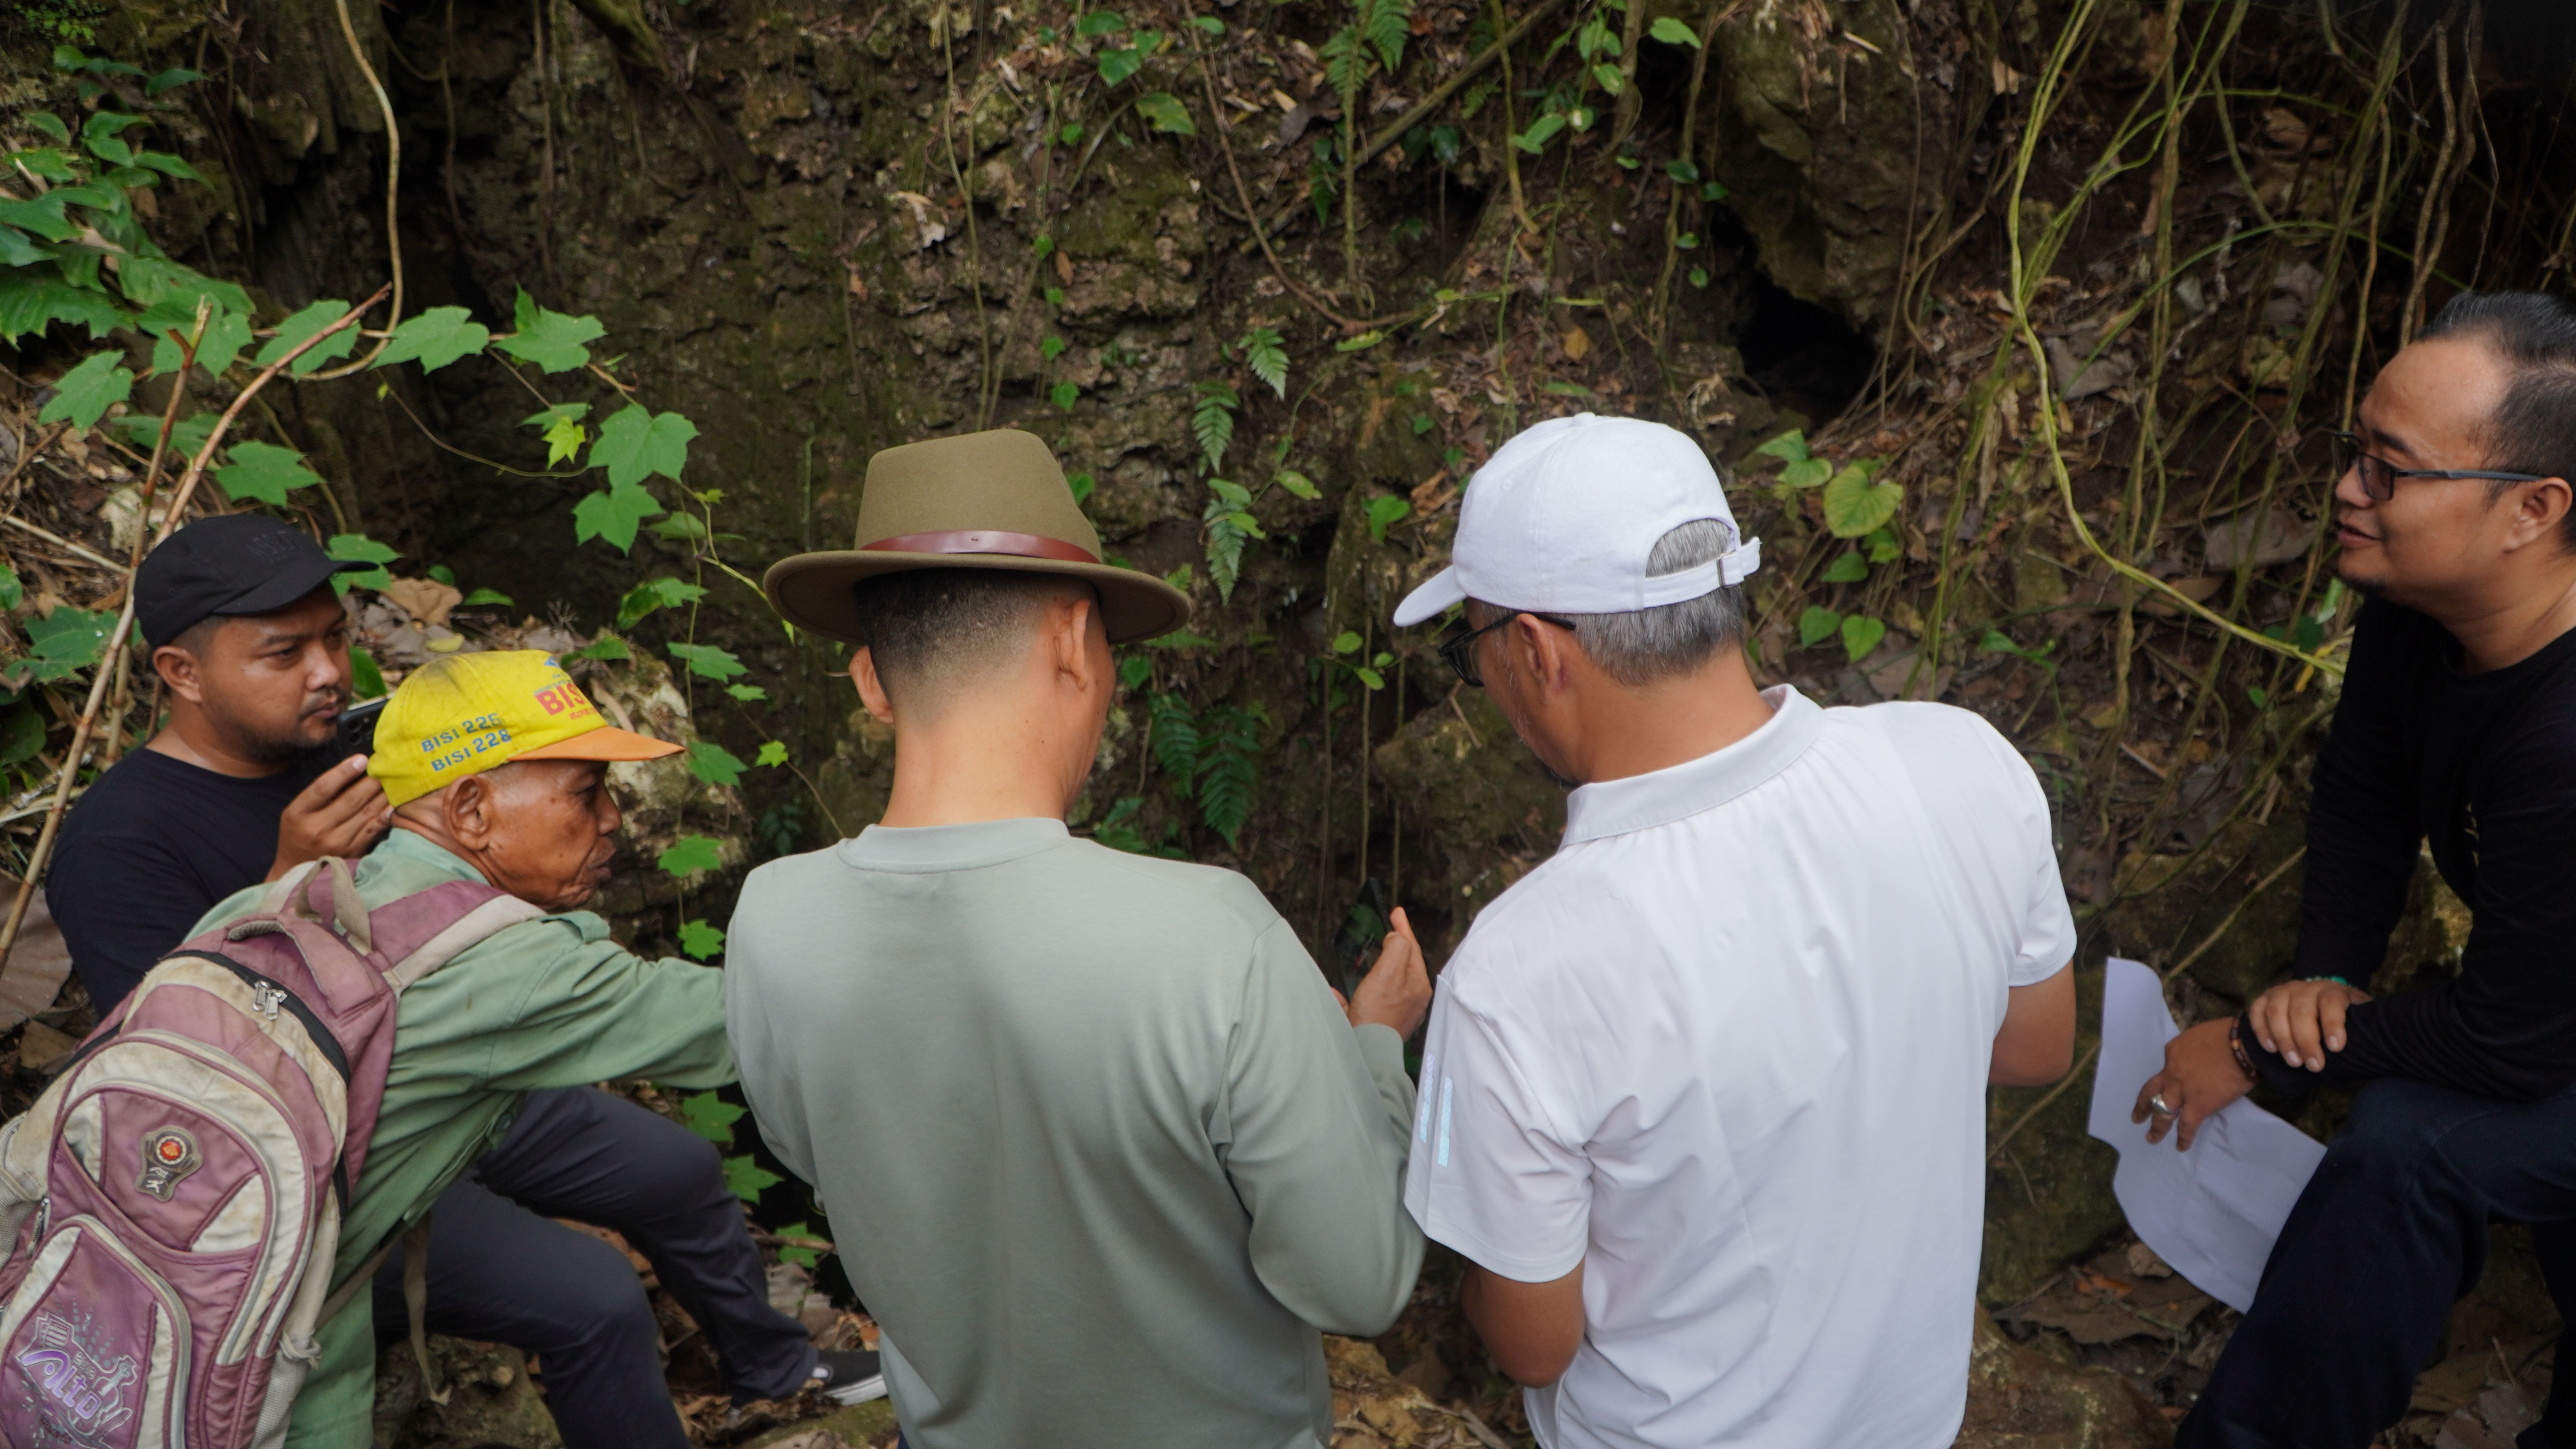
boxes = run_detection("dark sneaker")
[810,1348,887,1407]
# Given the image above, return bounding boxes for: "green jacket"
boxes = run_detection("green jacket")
[185,828,735,1446]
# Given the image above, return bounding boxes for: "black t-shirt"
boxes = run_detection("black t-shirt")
[50,746,331,1013]
[2261,594,2576,1100]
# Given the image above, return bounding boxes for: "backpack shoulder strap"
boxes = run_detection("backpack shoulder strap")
[369,881,549,990]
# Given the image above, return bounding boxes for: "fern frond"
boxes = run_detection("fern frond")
[1192,381,1239,474]
[1363,0,1413,76]
[1194,704,1263,845]
[1148,691,1201,798]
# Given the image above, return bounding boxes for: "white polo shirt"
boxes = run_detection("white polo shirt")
[1403,686,2073,1449]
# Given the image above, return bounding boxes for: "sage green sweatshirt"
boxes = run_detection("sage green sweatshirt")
[725,818,1424,1449]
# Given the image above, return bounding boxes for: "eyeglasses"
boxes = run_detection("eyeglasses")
[1436,610,1578,687]
[2326,430,2540,503]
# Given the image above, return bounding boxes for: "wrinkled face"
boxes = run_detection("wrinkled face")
[472,760,623,912]
[2334,337,2525,604]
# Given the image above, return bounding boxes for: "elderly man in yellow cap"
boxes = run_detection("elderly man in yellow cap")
[185,650,878,1449]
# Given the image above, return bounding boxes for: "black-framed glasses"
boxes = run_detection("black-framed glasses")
[2327,430,2540,502]
[1436,610,1578,687]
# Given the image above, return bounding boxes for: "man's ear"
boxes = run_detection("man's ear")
[2513,476,2575,552]
[1507,612,1573,693]
[443,773,496,851]
[152,643,204,703]
[849,646,897,726]
[1049,591,1103,688]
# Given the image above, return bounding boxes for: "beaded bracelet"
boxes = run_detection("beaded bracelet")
[2228,1013,2259,1084]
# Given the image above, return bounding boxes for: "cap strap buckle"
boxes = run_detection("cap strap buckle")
[1635,537,1762,606]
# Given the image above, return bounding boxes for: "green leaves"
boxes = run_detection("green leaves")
[1139,694,1261,845]
[1191,381,1238,474]
[1840,614,1887,661]
[1754,429,1831,488]
[328,534,401,593]
[1137,92,1195,135]
[1365,494,1411,543]
[493,289,605,372]
[1239,327,1288,398]
[374,306,491,372]
[679,1091,746,1143]
[1794,606,1885,661]
[9,606,114,687]
[524,402,590,466]
[687,740,747,786]
[773,1222,827,1269]
[658,835,724,877]
[36,351,132,430]
[618,576,704,628]
[755,740,790,767]
[81,111,147,168]
[1361,0,1415,72]
[1649,15,1704,46]
[1148,691,1200,798]
[1202,478,1264,601]
[1820,460,1902,538]
[1511,113,1568,155]
[668,641,746,681]
[0,273,125,343]
[1098,44,1148,85]
[589,404,697,488]
[214,441,322,507]
[1820,551,1869,584]
[574,485,665,553]
[146,306,252,379]
[725,1155,782,1203]
[1194,703,1262,845]
[255,299,360,376]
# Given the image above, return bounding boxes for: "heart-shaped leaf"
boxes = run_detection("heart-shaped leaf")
[1841,613,1888,661]
[1820,551,1869,583]
[1822,464,1903,538]
[1797,606,1842,649]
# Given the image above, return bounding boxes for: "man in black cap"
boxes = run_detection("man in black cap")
[52,512,389,1008]
[51,514,880,1446]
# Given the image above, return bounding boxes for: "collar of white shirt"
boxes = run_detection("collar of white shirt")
[1560,684,1823,846]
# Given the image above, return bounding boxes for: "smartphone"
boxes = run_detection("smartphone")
[334,697,388,761]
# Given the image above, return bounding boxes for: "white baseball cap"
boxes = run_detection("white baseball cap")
[1391,413,1761,627]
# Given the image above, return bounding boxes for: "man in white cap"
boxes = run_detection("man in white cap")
[1393,414,2079,1447]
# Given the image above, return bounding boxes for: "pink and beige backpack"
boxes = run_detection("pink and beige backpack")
[0,858,540,1449]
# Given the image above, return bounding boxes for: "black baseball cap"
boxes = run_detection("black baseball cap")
[136,515,369,647]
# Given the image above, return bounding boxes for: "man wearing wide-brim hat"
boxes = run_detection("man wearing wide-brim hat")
[732,428,1434,1449]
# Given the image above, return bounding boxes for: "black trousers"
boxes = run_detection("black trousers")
[2179,1075,2576,1449]
[373,1086,815,1449]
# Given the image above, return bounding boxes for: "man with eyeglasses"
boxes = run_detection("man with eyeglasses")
[2136,291,2576,1449]
[1393,414,2078,1448]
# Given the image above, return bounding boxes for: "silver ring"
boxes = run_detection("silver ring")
[2148,1093,2175,1117]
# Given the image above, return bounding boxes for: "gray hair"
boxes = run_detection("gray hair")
[1567,518,1746,685]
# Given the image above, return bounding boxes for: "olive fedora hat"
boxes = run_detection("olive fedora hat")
[763,428,1192,645]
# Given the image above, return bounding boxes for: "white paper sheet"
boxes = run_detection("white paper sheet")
[2083,957,2328,1312]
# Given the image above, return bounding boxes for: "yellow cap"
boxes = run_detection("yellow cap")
[367,649,682,808]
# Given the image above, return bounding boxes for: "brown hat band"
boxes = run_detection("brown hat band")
[861,529,1101,565]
